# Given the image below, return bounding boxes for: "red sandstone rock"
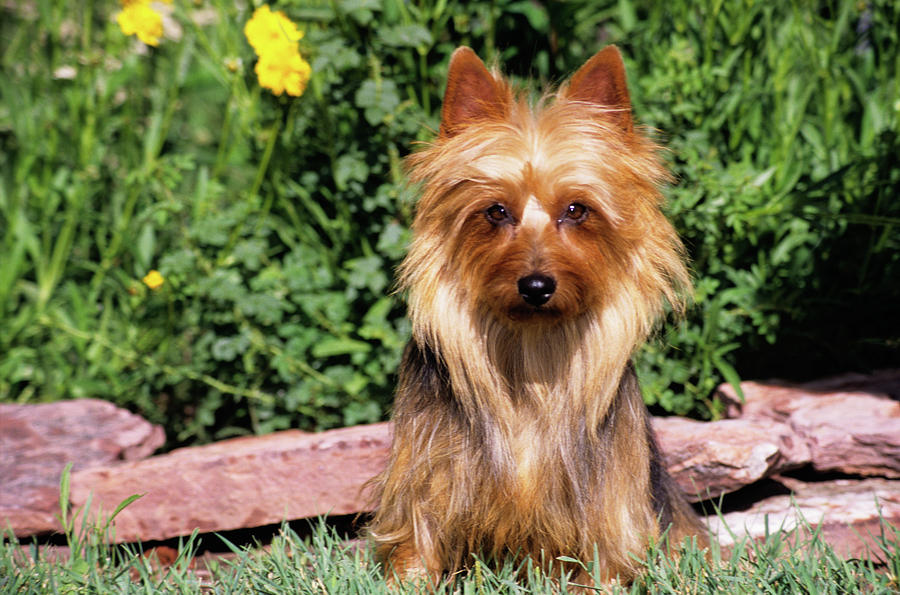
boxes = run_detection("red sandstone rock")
[707,477,900,561]
[0,399,164,536]
[70,416,810,543]
[790,395,900,478]
[654,417,809,501]
[69,423,392,543]
[802,369,900,397]
[7,381,900,551]
[720,382,900,478]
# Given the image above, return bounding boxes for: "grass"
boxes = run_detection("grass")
[4,517,899,594]
[3,471,899,594]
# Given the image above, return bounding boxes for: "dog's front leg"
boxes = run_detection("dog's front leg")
[383,541,441,589]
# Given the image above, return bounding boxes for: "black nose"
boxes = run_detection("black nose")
[517,274,556,307]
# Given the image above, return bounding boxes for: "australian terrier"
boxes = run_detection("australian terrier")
[368,45,706,585]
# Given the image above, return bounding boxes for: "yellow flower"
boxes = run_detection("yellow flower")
[244,4,310,97]
[116,0,172,47]
[142,270,165,290]
[255,48,311,97]
[244,5,303,56]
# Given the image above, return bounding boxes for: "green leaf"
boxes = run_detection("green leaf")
[354,79,401,127]
[333,154,370,190]
[343,399,380,425]
[362,296,393,326]
[507,1,550,33]
[105,493,143,529]
[311,337,372,358]
[211,335,251,361]
[376,220,410,259]
[338,0,380,25]
[711,351,743,403]
[237,293,287,325]
[232,239,267,271]
[58,462,73,531]
[377,24,433,49]
[344,255,389,295]
[135,223,156,273]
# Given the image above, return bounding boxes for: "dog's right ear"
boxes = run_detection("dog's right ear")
[440,47,509,138]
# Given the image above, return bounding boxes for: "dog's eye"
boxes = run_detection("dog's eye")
[561,203,588,223]
[485,204,511,224]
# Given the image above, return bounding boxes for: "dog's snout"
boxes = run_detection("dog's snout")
[517,274,556,307]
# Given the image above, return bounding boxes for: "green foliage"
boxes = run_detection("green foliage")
[2,0,898,445]
[623,0,900,415]
[1,0,434,443]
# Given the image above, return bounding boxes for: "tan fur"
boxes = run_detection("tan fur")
[367,45,706,586]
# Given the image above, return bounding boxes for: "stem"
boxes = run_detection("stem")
[218,117,281,264]
[419,48,430,117]
[256,102,298,231]
[81,0,94,54]
[250,120,281,200]
[212,91,235,179]
[89,185,140,299]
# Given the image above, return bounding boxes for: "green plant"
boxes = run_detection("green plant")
[2,0,898,443]
[621,0,900,416]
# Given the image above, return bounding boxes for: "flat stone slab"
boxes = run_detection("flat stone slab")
[654,417,809,501]
[801,369,900,397]
[69,415,816,543]
[0,399,164,536]
[707,477,900,561]
[721,381,900,478]
[70,423,392,542]
[6,375,900,551]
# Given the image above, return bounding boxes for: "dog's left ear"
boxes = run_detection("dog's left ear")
[563,45,633,132]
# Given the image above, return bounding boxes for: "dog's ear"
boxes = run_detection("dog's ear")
[440,47,508,138]
[563,45,633,132]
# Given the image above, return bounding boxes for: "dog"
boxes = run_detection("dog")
[367,45,706,585]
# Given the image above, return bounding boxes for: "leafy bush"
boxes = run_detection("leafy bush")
[1,0,897,445]
[625,0,900,414]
